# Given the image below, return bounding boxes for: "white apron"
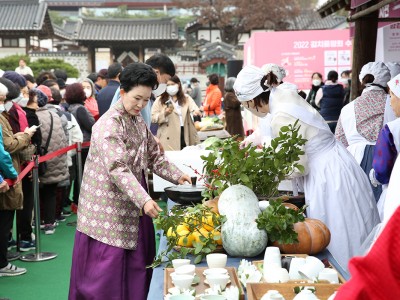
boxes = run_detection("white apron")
[270,94,380,271]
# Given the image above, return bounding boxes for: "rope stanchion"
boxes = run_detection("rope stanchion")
[76,142,83,195]
[20,155,57,262]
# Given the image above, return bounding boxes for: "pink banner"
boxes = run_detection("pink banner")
[244,30,352,90]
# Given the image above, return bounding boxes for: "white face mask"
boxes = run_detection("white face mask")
[84,89,92,98]
[0,104,5,113]
[153,83,167,97]
[312,79,322,86]
[166,85,179,96]
[60,90,66,99]
[339,78,349,85]
[244,105,268,118]
[18,98,29,107]
[4,101,13,112]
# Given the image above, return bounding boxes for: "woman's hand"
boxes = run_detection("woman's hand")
[0,181,10,193]
[143,200,163,218]
[178,174,191,185]
[24,126,37,137]
[193,110,202,116]
[164,106,174,116]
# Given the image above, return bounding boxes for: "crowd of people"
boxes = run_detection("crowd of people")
[1,53,400,299]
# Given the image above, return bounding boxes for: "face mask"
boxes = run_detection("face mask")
[312,79,322,86]
[84,89,92,98]
[244,104,268,118]
[4,101,13,112]
[339,78,349,85]
[60,90,66,98]
[166,85,179,96]
[0,104,4,113]
[18,98,29,107]
[153,83,167,97]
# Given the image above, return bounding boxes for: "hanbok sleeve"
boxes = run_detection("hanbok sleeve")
[372,124,397,185]
[335,115,349,147]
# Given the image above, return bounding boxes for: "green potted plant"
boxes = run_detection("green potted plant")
[199,120,307,200]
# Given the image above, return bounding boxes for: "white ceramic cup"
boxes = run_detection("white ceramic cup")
[172,259,191,269]
[172,274,195,290]
[298,256,325,281]
[206,274,230,290]
[169,295,196,300]
[175,264,196,276]
[264,267,290,283]
[288,257,306,280]
[263,253,282,269]
[200,296,226,300]
[206,253,227,268]
[318,268,339,284]
[203,268,228,276]
[261,290,285,300]
[264,246,281,255]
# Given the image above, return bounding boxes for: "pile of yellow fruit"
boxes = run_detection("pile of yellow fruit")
[166,199,222,248]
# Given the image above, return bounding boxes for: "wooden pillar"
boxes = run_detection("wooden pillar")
[87,45,96,72]
[109,47,114,64]
[138,44,144,62]
[25,35,30,54]
[350,5,379,100]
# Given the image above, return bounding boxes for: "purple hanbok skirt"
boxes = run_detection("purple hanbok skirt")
[69,174,155,300]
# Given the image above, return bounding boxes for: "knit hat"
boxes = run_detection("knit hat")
[32,88,48,107]
[233,65,267,102]
[36,85,53,102]
[359,62,391,87]
[2,71,27,88]
[388,74,400,99]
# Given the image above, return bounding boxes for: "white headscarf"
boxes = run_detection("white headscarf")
[359,62,391,87]
[233,63,288,102]
[388,74,400,98]
[385,62,400,79]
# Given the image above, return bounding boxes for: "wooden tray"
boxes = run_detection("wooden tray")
[173,245,225,253]
[253,255,346,284]
[164,266,244,299]
[247,282,341,300]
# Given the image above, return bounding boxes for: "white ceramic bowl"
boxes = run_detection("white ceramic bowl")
[203,268,228,276]
[175,264,196,276]
[293,289,318,300]
[169,295,195,300]
[172,274,195,291]
[264,267,290,283]
[200,296,226,300]
[172,259,191,269]
[205,274,230,290]
[298,257,325,281]
[206,253,227,268]
[288,257,306,280]
[318,268,339,284]
[260,290,286,300]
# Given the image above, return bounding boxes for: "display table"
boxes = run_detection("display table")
[147,200,350,300]
[197,129,231,141]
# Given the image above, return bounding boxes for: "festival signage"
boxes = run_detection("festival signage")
[244,30,352,90]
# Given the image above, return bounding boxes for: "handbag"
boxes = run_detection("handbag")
[39,112,53,176]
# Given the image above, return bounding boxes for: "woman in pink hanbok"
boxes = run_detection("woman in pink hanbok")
[69,63,191,300]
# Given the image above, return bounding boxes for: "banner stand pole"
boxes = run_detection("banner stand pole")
[76,142,82,193]
[20,155,57,262]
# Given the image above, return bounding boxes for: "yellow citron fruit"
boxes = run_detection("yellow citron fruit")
[192,227,210,246]
[176,224,189,233]
[176,230,194,247]
[211,229,222,246]
[202,213,216,231]
[166,227,176,238]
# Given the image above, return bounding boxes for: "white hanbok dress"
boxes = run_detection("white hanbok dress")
[269,87,380,271]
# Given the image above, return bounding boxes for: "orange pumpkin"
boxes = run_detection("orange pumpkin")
[282,203,299,211]
[203,197,219,214]
[273,218,331,254]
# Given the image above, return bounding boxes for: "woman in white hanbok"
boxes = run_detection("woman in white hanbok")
[234,65,380,271]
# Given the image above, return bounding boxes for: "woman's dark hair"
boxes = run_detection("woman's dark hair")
[42,79,59,89]
[65,83,86,105]
[145,53,176,77]
[253,91,271,108]
[159,75,186,106]
[28,89,37,106]
[360,73,388,93]
[54,69,68,81]
[298,90,307,99]
[327,70,339,83]
[0,78,20,101]
[208,73,219,85]
[23,74,35,84]
[50,87,62,104]
[311,72,323,80]
[119,62,158,93]
[36,71,56,86]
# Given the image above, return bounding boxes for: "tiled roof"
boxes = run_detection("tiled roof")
[45,0,173,8]
[199,41,235,63]
[76,18,178,41]
[53,20,80,40]
[288,9,347,30]
[0,1,52,33]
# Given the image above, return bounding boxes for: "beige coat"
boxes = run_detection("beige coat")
[0,113,31,210]
[151,94,200,151]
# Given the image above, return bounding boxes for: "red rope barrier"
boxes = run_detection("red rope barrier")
[3,142,91,187]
